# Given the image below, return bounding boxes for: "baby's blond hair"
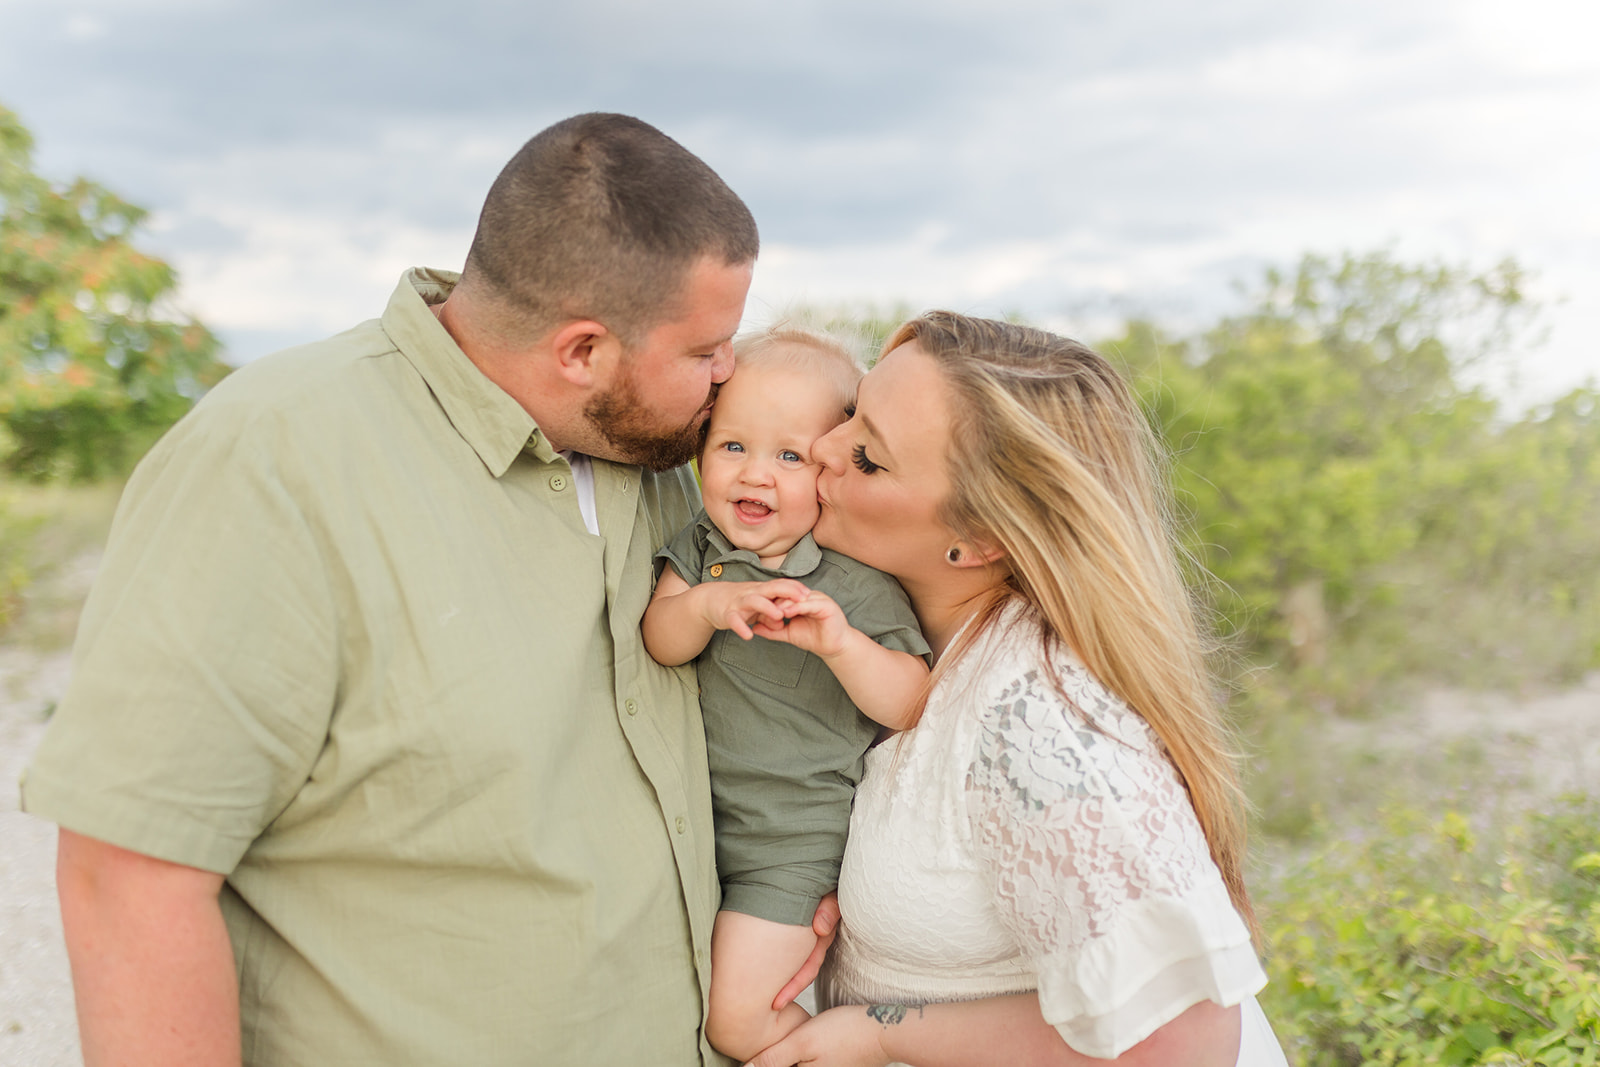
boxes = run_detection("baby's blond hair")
[732,323,866,421]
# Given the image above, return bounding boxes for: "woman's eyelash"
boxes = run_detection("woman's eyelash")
[852,444,883,474]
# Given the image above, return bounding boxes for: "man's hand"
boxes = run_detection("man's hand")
[772,892,840,1011]
[57,829,241,1067]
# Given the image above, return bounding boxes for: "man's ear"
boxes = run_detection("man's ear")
[549,320,621,388]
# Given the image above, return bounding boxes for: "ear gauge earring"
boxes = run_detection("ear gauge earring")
[946,547,962,564]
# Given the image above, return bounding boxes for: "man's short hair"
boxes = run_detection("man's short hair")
[462,113,759,346]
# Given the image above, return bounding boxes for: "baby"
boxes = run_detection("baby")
[642,326,931,1061]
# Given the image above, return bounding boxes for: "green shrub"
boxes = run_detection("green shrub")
[1260,801,1600,1065]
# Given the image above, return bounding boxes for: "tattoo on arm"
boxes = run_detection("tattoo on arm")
[866,1003,920,1026]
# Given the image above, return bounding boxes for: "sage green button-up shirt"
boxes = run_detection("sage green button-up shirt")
[22,269,729,1066]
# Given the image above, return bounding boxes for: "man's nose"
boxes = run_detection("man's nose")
[710,342,735,384]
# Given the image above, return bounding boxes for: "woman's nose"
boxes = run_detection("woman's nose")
[813,424,846,473]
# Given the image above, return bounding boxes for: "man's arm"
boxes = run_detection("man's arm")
[56,829,241,1067]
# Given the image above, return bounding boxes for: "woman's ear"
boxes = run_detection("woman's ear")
[550,320,621,388]
[945,539,1007,568]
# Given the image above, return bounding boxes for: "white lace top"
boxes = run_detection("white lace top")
[817,603,1278,1061]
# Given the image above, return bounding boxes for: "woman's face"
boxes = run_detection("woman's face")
[812,341,959,585]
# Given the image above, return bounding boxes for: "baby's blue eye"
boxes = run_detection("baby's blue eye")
[723,441,745,454]
[779,450,802,464]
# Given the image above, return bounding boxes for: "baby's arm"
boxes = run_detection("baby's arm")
[642,568,814,666]
[751,591,928,731]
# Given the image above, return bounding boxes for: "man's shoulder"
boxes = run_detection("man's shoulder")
[201,318,399,415]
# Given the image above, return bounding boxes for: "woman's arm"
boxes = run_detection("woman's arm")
[745,994,1240,1067]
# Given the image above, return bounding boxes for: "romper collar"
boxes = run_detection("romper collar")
[696,510,825,578]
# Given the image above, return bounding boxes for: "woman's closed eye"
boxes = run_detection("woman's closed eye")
[852,444,884,475]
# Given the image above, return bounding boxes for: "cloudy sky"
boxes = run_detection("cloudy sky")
[2,0,1595,407]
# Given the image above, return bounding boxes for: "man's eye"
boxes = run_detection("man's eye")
[779,450,802,464]
[852,445,883,475]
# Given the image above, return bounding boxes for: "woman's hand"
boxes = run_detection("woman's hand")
[772,893,840,1010]
[744,1006,893,1067]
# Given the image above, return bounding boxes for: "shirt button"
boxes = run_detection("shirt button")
[675,816,687,834]
[625,699,639,716]
[708,563,723,578]
[549,474,568,492]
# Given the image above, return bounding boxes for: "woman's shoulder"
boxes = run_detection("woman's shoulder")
[956,601,1154,749]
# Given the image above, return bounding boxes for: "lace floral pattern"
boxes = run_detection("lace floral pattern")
[822,603,1270,1058]
[964,658,1211,966]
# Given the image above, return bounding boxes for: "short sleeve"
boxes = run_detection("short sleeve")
[824,560,931,664]
[21,403,340,874]
[961,662,1265,1058]
[653,513,707,587]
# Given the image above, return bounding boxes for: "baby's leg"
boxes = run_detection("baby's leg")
[706,909,817,1061]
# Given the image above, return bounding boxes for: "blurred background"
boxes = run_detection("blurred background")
[1,1,1597,1063]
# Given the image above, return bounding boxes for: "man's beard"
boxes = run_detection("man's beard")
[583,369,714,472]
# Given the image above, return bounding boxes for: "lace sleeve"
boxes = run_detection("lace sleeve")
[962,662,1264,1058]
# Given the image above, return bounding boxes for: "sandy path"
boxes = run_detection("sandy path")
[0,646,80,1067]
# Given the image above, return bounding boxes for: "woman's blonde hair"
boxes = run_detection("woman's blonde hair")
[891,310,1256,936]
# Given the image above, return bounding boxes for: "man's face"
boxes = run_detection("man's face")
[584,256,750,471]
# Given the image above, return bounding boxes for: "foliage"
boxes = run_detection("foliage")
[0,103,229,481]
[0,491,39,629]
[1261,800,1600,1065]
[1104,252,1600,702]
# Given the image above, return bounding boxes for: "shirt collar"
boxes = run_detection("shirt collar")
[381,268,556,477]
[696,511,824,577]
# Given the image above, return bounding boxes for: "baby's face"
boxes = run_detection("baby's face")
[699,357,845,565]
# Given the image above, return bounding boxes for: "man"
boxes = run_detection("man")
[21,113,775,1066]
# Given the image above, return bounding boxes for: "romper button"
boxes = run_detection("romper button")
[625,699,639,716]
[675,816,687,834]
[708,564,723,577]
[549,474,567,491]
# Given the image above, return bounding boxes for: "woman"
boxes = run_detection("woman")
[751,312,1286,1066]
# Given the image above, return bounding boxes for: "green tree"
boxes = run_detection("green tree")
[1108,253,1534,683]
[0,103,228,481]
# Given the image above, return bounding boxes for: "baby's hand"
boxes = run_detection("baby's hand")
[710,579,813,640]
[750,589,850,658]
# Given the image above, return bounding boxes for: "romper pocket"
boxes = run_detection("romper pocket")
[714,632,808,688]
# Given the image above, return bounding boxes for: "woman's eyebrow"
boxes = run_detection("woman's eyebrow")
[859,414,897,467]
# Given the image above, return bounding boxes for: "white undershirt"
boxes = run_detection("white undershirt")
[560,451,599,536]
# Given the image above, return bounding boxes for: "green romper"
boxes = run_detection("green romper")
[658,511,930,925]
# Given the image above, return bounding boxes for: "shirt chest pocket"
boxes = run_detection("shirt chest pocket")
[713,632,808,688]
